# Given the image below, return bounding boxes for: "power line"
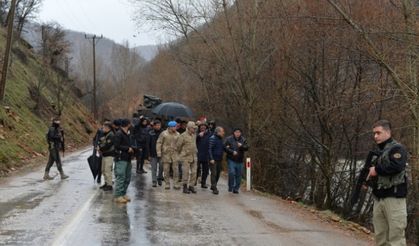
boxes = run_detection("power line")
[84,34,103,120]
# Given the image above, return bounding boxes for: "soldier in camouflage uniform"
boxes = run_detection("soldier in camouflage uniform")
[177,121,198,194]
[157,121,180,190]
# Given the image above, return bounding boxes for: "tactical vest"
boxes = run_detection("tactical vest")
[376,139,406,190]
[100,131,115,154]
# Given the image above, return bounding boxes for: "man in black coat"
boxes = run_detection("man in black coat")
[113,119,134,203]
[196,122,211,188]
[224,128,249,194]
[133,118,150,174]
[209,127,225,195]
[147,120,163,187]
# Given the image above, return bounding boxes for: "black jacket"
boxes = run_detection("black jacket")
[373,138,408,199]
[224,135,249,163]
[197,130,211,161]
[99,131,115,157]
[93,129,104,147]
[114,129,133,162]
[47,125,63,150]
[133,124,149,149]
[147,128,163,158]
[209,134,224,161]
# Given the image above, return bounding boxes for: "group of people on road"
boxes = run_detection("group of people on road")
[42,116,408,246]
[88,114,248,203]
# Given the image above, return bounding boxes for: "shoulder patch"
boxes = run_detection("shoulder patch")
[393,153,402,159]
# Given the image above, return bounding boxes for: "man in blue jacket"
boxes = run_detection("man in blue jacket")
[224,128,249,194]
[208,127,225,195]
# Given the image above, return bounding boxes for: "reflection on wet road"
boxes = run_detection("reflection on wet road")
[0,149,369,246]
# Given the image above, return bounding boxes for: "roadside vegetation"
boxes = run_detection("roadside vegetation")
[131,0,419,243]
[0,27,95,174]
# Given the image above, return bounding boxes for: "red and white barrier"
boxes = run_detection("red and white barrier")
[246,158,251,191]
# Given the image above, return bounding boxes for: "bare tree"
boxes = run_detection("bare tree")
[34,22,70,111]
[326,0,419,241]
[132,0,418,242]
[110,40,142,116]
[14,0,42,38]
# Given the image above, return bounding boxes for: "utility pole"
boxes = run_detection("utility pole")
[0,0,17,101]
[84,34,103,120]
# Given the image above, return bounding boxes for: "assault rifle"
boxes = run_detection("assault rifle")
[60,128,65,157]
[350,150,380,207]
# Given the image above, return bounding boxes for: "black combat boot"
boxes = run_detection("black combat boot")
[183,184,190,194]
[103,185,113,191]
[212,187,219,195]
[43,172,54,180]
[189,186,197,194]
[60,171,69,180]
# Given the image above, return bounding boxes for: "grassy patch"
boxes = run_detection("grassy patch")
[0,30,96,172]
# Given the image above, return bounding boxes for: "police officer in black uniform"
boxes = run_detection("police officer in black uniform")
[43,118,69,180]
[369,120,408,246]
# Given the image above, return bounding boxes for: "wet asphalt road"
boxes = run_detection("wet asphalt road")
[0,149,370,246]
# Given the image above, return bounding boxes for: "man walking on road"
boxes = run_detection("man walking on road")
[157,121,180,190]
[133,118,149,174]
[209,127,225,195]
[177,121,198,194]
[368,120,408,246]
[113,119,134,203]
[43,118,69,180]
[224,128,249,194]
[98,122,115,191]
[147,120,163,187]
[196,122,211,188]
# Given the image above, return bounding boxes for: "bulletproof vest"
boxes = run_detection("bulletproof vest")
[376,139,406,190]
[46,126,62,149]
[101,131,115,154]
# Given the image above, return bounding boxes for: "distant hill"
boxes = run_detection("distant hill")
[22,23,155,79]
[132,45,158,61]
[21,23,160,119]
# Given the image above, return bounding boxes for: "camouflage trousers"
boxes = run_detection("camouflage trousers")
[182,160,197,187]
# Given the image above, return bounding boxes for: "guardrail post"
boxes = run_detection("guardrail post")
[246,158,251,191]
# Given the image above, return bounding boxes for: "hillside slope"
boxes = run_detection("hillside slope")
[0,29,96,173]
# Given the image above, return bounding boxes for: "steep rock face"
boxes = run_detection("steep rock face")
[0,28,96,171]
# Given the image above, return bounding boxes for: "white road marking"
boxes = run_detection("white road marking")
[51,191,98,246]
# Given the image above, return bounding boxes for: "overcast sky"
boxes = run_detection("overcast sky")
[38,0,164,46]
